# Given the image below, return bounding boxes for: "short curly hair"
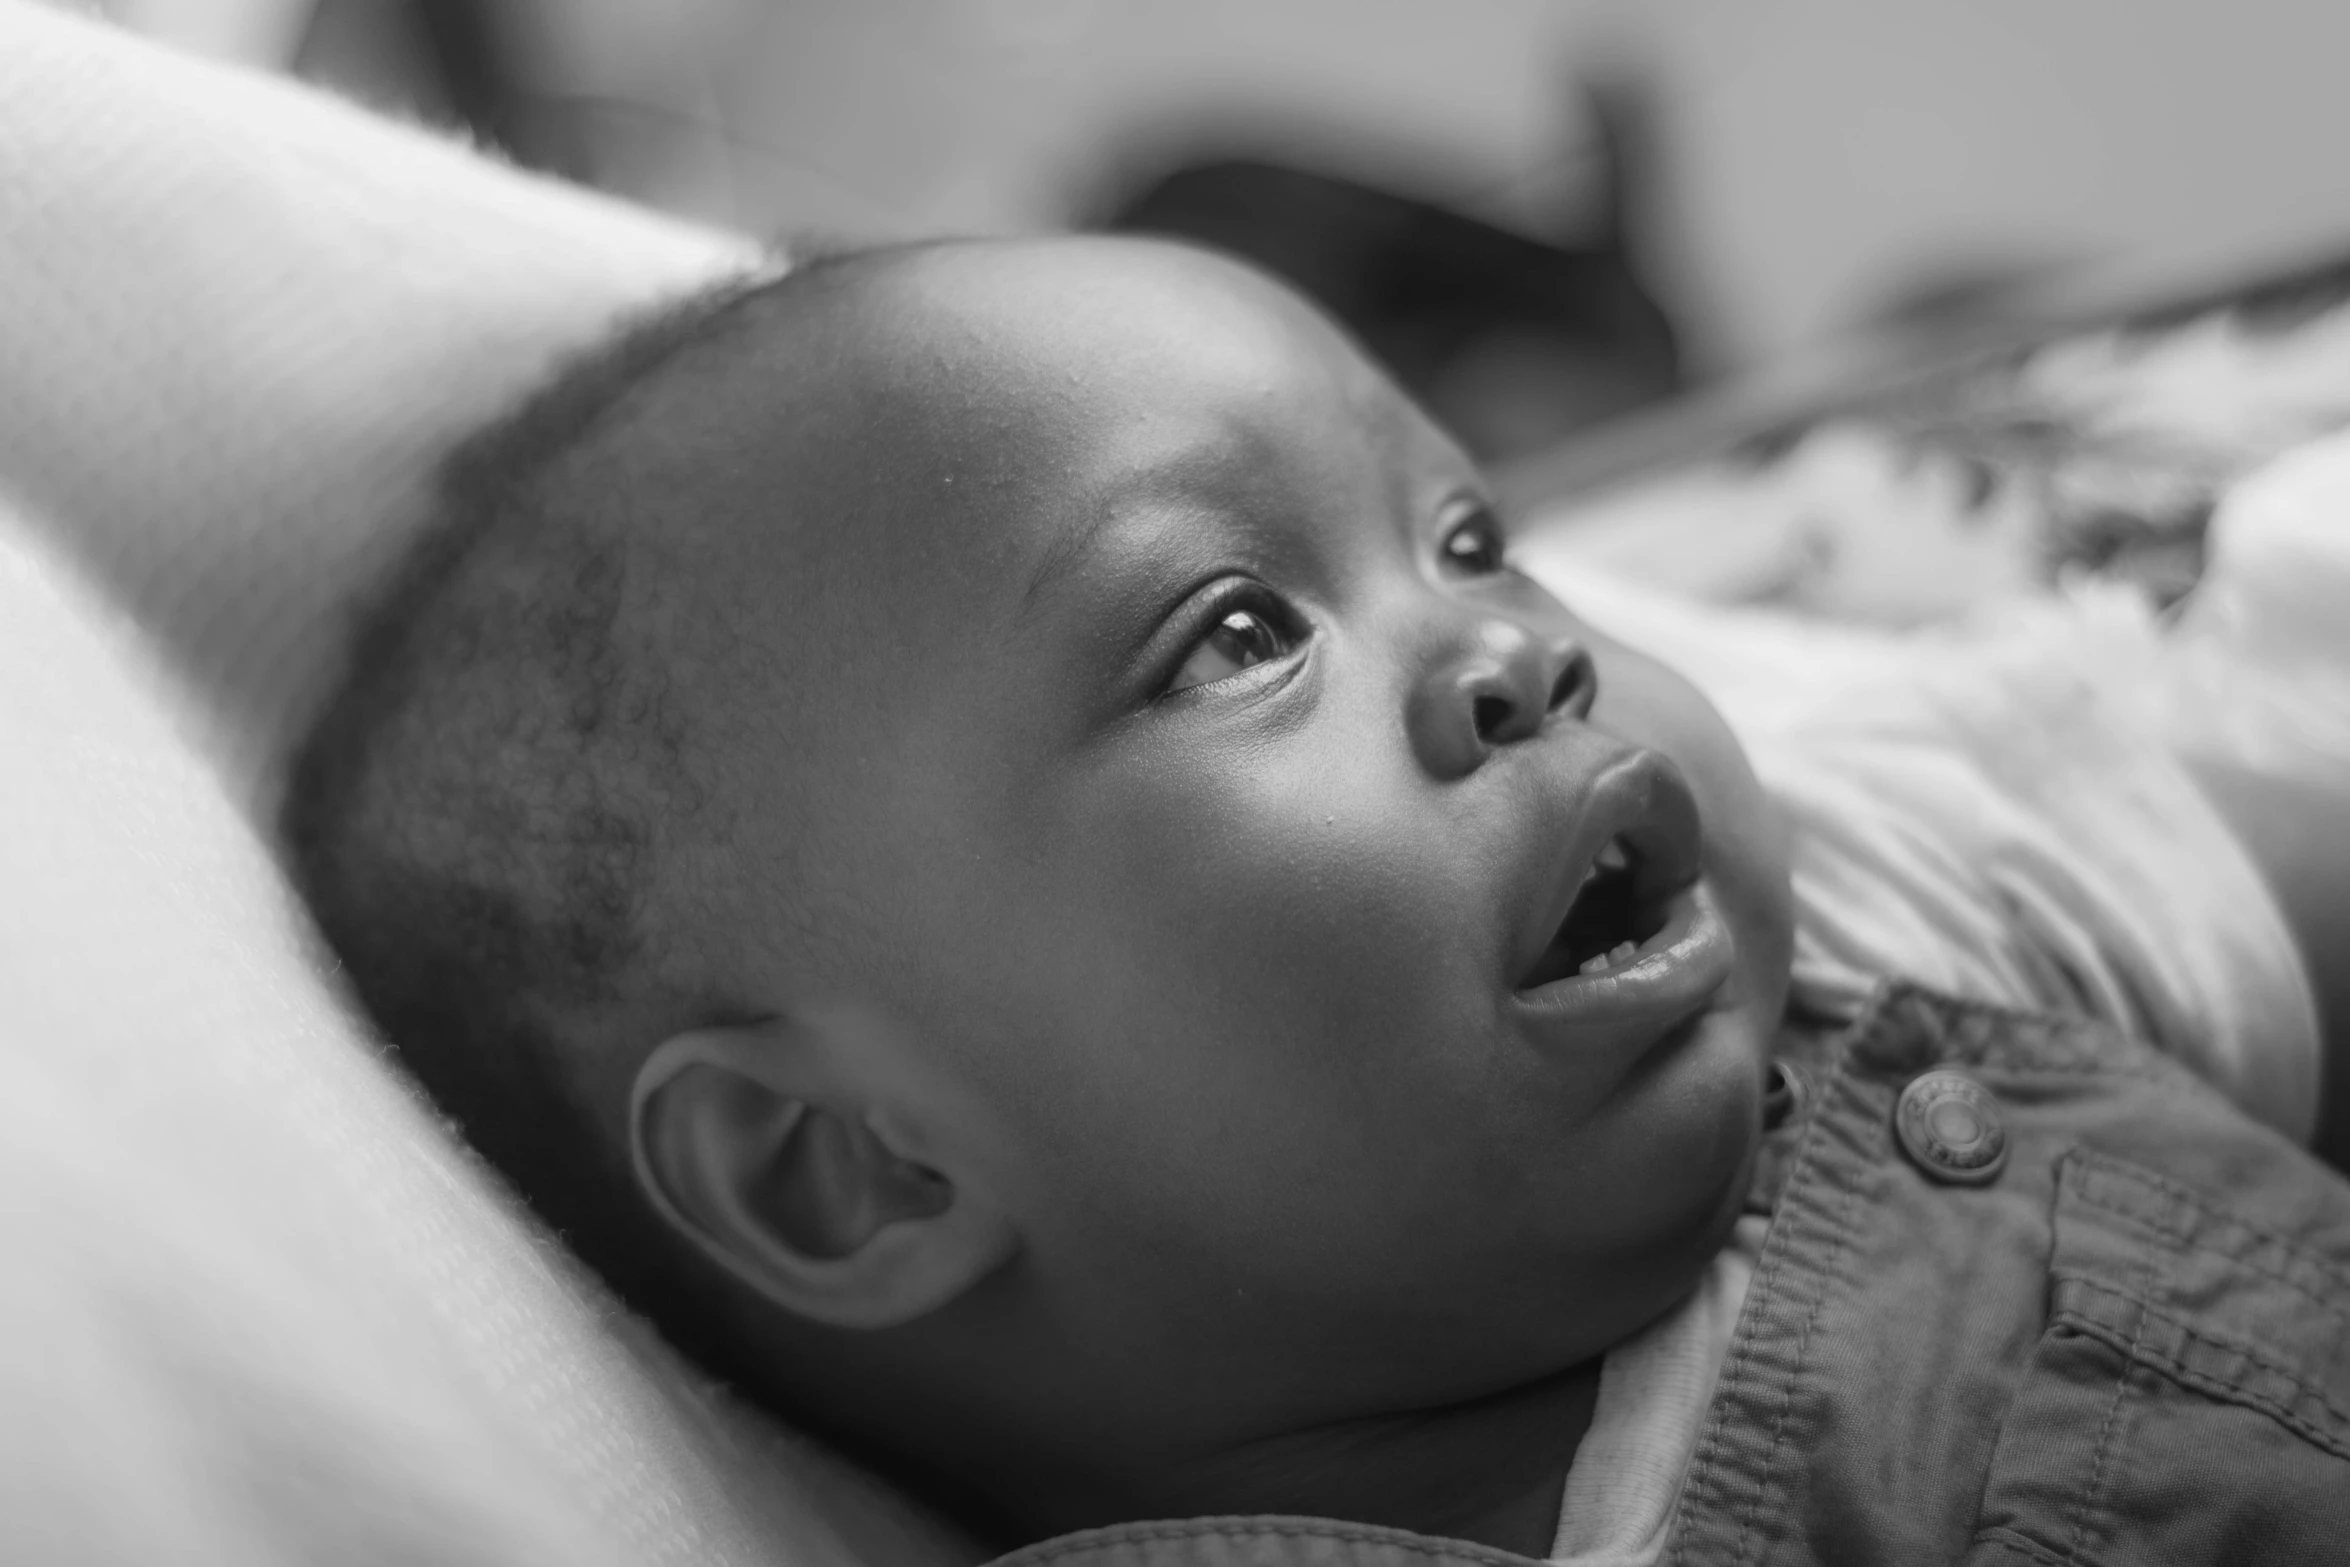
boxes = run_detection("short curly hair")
[281,249,890,1292]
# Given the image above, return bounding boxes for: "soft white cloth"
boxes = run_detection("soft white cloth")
[0,0,759,811]
[1758,590,2321,1140]
[1549,1218,1765,1567]
[2158,427,2350,789]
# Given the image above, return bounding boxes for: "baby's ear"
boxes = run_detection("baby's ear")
[628,1019,1017,1329]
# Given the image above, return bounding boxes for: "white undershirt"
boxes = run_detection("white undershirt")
[1548,1216,1766,1565]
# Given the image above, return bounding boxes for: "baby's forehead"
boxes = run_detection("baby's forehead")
[650,238,1419,605]
[572,239,1456,848]
[863,237,1388,401]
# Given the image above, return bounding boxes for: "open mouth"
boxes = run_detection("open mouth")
[1507,752,1731,1040]
[1515,833,1680,989]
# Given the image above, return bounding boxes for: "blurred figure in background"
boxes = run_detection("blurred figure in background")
[1092,78,1681,462]
[100,0,1677,460]
[96,0,2350,390]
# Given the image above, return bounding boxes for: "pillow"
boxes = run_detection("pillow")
[0,0,757,811]
[2158,426,2350,787]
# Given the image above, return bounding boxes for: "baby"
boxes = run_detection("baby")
[284,237,2350,1564]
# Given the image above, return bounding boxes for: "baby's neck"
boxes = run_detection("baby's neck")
[1124,1357,1601,1557]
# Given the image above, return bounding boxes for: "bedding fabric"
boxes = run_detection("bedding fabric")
[0,0,758,812]
[1518,252,2350,638]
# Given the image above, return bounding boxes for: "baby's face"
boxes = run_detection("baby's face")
[673,239,1791,1438]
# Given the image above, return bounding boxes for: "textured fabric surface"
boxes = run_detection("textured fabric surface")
[992,1518,1547,1567]
[2159,427,2350,786]
[1517,253,2350,622]
[0,0,761,812]
[1753,591,2321,1140]
[1661,988,2350,1567]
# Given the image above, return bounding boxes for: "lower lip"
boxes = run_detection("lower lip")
[1510,882,1736,1043]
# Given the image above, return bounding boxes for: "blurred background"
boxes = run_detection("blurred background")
[88,0,2350,463]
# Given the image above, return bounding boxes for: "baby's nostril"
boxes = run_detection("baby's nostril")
[1548,648,1597,715]
[1473,694,1514,739]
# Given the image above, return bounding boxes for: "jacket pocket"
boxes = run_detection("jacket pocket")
[1966,1149,2350,1567]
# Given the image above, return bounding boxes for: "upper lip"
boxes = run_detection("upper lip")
[1511,749,1705,990]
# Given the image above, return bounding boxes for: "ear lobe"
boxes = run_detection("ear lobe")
[630,1024,1016,1330]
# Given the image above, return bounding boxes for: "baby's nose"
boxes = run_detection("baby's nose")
[1408,619,1595,779]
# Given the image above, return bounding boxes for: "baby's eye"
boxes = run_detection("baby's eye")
[1439,500,1510,576]
[1168,602,1296,693]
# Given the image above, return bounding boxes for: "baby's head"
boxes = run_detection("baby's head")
[287,237,1792,1542]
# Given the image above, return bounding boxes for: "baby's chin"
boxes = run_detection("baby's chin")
[1579,998,1769,1317]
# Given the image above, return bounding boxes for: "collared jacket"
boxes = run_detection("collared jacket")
[991,985,2350,1567]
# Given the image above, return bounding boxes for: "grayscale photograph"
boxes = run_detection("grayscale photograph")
[2,2,2346,1563]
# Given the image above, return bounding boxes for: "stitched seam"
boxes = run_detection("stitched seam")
[1664,1220,1772,1566]
[1861,985,2158,1080]
[1972,1062,2166,1081]
[2074,1198,2350,1328]
[1658,1002,1887,1567]
[991,1516,1543,1567]
[1877,983,2197,1083]
[2062,1277,2350,1420]
[1678,1095,1818,1567]
[1663,1019,1879,1567]
[1723,1056,1876,1567]
[2069,1156,2350,1319]
[1972,1523,2081,1567]
[1886,983,2087,1036]
[2061,1248,2153,1564]
[1886,984,2101,1056]
[2057,1285,2350,1453]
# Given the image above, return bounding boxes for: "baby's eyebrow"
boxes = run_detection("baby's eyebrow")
[1015,431,1270,620]
[1019,510,1106,619]
[1015,474,1213,621]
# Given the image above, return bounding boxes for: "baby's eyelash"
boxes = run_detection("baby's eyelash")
[1161,583,1308,697]
[1437,498,1511,575]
